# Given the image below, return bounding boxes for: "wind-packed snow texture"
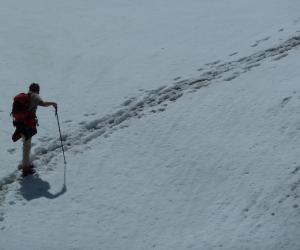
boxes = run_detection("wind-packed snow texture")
[1,0,300,249]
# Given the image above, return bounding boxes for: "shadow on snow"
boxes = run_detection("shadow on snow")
[19,174,66,201]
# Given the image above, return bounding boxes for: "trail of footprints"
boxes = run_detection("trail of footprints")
[276,165,300,211]
[30,34,300,174]
[1,34,300,208]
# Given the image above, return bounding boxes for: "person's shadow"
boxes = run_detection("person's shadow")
[19,174,66,201]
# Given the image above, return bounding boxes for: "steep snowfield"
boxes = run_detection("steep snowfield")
[1,1,300,249]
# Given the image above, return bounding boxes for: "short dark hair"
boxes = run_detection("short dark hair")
[29,83,40,93]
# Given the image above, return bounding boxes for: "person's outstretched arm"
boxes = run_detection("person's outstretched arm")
[38,100,58,111]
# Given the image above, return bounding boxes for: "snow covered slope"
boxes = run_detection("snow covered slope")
[1,1,300,249]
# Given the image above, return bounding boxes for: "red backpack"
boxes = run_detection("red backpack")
[11,93,31,122]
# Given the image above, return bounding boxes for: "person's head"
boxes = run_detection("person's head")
[29,83,40,94]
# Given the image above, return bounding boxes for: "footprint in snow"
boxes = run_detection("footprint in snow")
[272,53,288,61]
[243,63,261,72]
[291,179,300,191]
[7,148,16,154]
[250,36,271,48]
[280,96,292,108]
[229,52,238,57]
[205,60,221,67]
[262,36,271,41]
[0,211,4,222]
[291,166,300,175]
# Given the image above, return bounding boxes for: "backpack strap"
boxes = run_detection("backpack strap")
[27,92,33,113]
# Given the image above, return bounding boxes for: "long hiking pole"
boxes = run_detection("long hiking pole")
[55,110,67,187]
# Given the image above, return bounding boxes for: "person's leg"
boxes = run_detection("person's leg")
[22,136,32,172]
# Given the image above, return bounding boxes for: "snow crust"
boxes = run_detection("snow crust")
[1,1,300,249]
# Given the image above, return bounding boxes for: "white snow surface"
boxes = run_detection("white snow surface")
[1,0,300,249]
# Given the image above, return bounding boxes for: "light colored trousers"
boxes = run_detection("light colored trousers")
[22,136,32,167]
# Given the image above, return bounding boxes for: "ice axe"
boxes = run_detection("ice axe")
[55,110,67,188]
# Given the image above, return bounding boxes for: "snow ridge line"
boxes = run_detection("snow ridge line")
[1,35,300,204]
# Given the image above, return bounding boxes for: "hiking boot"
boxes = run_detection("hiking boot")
[22,167,35,177]
[18,164,35,170]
